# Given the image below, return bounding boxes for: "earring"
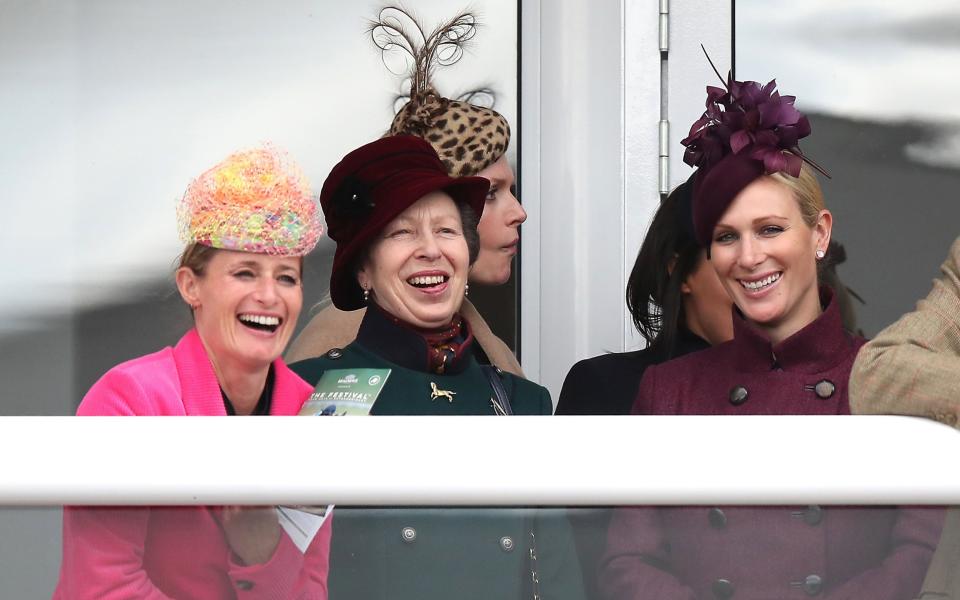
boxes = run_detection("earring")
[815,249,826,260]
[363,288,370,303]
[464,283,469,297]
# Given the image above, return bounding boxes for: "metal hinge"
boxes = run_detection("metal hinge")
[659,0,670,194]
[659,0,669,52]
[658,119,670,195]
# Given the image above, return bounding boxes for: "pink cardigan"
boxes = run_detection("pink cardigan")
[53,329,331,599]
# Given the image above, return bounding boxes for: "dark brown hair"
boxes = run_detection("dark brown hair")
[177,243,220,276]
[626,183,701,360]
[458,202,480,265]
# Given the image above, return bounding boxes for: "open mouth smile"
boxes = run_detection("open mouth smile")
[739,272,782,292]
[238,313,282,333]
[407,274,450,289]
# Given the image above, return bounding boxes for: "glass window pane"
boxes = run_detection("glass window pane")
[0,1,520,416]
[736,0,960,336]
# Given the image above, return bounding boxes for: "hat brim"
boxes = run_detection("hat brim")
[692,153,764,247]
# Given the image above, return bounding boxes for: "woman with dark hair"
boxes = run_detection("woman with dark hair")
[286,7,526,375]
[289,135,583,600]
[557,178,732,416]
[54,146,331,599]
[599,70,942,600]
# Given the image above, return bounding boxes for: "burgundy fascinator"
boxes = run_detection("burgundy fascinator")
[681,48,828,246]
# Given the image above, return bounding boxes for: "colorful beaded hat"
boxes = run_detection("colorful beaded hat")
[177,145,322,256]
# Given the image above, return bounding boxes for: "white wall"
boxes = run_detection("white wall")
[521,0,731,399]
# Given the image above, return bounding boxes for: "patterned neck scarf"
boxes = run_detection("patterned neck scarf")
[380,307,472,374]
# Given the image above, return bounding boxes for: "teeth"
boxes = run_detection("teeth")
[239,314,280,326]
[741,273,781,291]
[408,275,446,286]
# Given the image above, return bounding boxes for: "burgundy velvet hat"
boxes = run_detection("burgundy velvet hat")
[681,56,827,246]
[320,135,489,310]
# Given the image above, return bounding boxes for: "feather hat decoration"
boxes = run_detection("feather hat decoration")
[370,6,511,176]
[681,46,829,246]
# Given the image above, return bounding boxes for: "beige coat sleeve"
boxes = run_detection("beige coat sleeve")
[914,507,960,600]
[849,237,960,427]
[459,299,525,378]
[285,299,524,377]
[285,304,365,363]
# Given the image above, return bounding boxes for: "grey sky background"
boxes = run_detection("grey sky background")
[738,0,960,168]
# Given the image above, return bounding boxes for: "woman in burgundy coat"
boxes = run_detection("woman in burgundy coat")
[599,73,943,599]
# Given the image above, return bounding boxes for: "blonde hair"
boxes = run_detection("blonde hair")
[770,161,825,227]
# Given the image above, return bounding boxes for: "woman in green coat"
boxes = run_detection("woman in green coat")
[290,135,583,599]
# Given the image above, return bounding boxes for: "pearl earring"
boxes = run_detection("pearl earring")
[464,283,469,297]
[815,249,826,260]
[363,288,370,303]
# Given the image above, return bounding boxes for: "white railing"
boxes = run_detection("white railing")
[2,416,958,505]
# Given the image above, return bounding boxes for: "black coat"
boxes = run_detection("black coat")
[556,330,708,415]
[555,330,709,599]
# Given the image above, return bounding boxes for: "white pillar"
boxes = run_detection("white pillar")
[520,0,732,401]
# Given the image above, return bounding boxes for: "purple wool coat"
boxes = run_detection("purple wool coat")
[599,291,944,600]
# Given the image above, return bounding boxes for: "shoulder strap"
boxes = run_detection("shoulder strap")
[482,365,513,416]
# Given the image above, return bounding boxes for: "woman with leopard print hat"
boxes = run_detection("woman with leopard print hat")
[287,7,526,376]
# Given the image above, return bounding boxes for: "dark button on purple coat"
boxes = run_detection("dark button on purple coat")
[598,290,944,600]
[632,288,863,416]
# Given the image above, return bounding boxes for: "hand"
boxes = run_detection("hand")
[219,506,282,566]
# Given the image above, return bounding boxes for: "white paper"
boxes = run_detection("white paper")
[276,504,335,554]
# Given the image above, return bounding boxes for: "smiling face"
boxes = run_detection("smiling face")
[709,176,832,343]
[357,191,470,329]
[176,248,303,371]
[470,156,527,285]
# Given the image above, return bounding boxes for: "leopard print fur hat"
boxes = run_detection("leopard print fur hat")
[389,90,510,177]
[371,6,511,177]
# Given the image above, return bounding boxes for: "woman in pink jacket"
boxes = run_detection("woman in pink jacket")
[54,146,331,599]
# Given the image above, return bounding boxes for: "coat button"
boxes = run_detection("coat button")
[708,508,727,529]
[813,379,835,399]
[712,578,734,599]
[326,348,343,359]
[401,526,417,543]
[729,386,749,406]
[236,580,254,591]
[791,505,823,526]
[500,536,515,552]
[803,574,823,596]
[804,505,823,526]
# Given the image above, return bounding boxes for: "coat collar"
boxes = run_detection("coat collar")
[733,286,854,374]
[172,328,307,415]
[355,304,475,374]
